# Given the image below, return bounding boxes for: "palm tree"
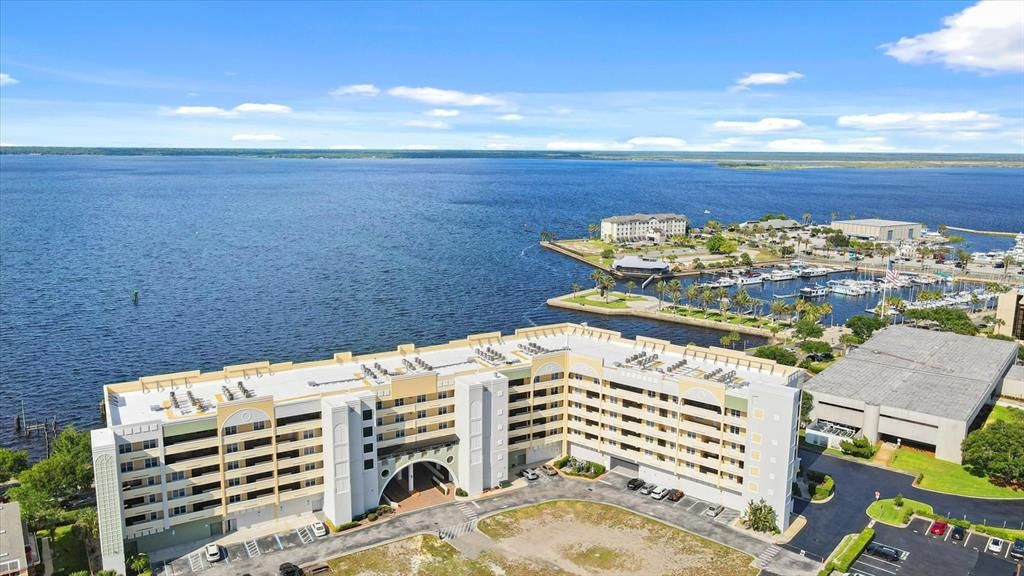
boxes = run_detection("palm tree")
[770,300,788,322]
[699,287,713,317]
[667,279,682,308]
[734,288,752,314]
[600,273,616,302]
[589,269,604,291]
[587,223,599,240]
[720,331,741,349]
[571,282,581,297]
[685,283,699,310]
[1002,255,1015,279]
[130,554,150,576]
[654,280,667,310]
[625,280,636,297]
[802,212,812,225]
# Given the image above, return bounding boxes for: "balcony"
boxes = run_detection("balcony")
[121,466,163,482]
[168,508,218,527]
[164,435,219,456]
[275,420,322,435]
[279,484,323,501]
[678,418,721,438]
[225,476,275,497]
[226,493,276,514]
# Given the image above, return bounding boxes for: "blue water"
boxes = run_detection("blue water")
[2,156,1022,453]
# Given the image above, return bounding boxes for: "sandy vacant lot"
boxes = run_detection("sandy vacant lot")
[325,500,756,576]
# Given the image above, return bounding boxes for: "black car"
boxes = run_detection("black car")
[866,543,900,562]
[951,525,966,541]
[626,478,645,490]
[1010,538,1024,560]
[279,563,303,576]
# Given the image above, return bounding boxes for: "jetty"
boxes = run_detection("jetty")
[943,226,1019,238]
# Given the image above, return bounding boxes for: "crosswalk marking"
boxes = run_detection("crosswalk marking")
[455,501,479,521]
[297,525,314,544]
[754,545,780,569]
[187,552,203,573]
[244,539,260,558]
[438,520,478,541]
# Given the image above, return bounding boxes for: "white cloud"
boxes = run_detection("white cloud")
[765,137,894,152]
[497,113,525,121]
[403,119,450,129]
[168,106,232,117]
[733,71,804,90]
[625,136,688,149]
[233,103,292,114]
[330,83,381,97]
[882,0,1024,73]
[0,142,16,147]
[231,134,285,142]
[329,145,367,150]
[399,144,439,150]
[837,110,1001,130]
[426,109,460,117]
[388,86,504,106]
[1,73,21,86]
[712,117,807,133]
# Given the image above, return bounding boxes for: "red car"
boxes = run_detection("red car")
[930,521,948,536]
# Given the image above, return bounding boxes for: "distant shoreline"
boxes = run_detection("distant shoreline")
[2,147,1023,169]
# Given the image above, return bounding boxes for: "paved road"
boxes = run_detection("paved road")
[186,474,819,576]
[788,449,1024,559]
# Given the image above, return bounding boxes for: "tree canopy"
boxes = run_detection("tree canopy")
[904,307,978,335]
[961,420,1024,486]
[0,448,29,482]
[845,315,886,341]
[705,234,738,254]
[752,345,798,366]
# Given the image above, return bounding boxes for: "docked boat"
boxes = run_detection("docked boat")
[733,272,763,285]
[768,269,798,281]
[712,276,736,288]
[798,266,831,278]
[799,284,830,298]
[827,280,867,296]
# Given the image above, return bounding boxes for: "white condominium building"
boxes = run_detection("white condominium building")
[92,323,802,573]
[600,213,688,243]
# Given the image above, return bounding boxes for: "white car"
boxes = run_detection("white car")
[987,538,1004,554]
[204,543,221,563]
[312,521,328,538]
[521,468,539,481]
[649,486,669,500]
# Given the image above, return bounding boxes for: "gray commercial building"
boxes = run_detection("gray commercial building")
[831,218,922,243]
[804,326,1018,463]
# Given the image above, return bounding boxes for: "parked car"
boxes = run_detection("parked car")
[639,483,656,495]
[626,478,645,490]
[312,521,328,538]
[541,464,558,476]
[704,504,724,518]
[951,525,966,541]
[929,521,948,536]
[666,489,684,502]
[866,543,900,562]
[521,468,539,481]
[204,544,222,563]
[987,538,1004,554]
[279,563,303,576]
[1010,538,1024,560]
[650,487,669,500]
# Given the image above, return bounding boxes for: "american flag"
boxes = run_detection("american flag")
[885,260,899,284]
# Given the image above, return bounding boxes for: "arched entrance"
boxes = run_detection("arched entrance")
[378,459,458,511]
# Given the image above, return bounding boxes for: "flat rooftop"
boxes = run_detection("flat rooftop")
[804,326,1018,421]
[105,323,797,427]
[0,502,28,575]
[831,218,918,227]
[603,213,687,223]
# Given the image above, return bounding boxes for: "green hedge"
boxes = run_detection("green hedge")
[825,527,874,574]
[812,475,835,501]
[336,521,361,532]
[553,455,571,469]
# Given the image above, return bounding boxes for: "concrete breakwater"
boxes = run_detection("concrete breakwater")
[546,293,776,339]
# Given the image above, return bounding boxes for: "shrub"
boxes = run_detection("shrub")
[590,463,606,476]
[805,469,827,483]
[839,435,877,458]
[337,521,361,531]
[366,513,377,522]
[893,492,903,508]
[377,504,391,515]
[834,527,875,572]
[499,480,512,489]
[752,345,798,366]
[553,455,571,469]
[455,488,468,497]
[813,475,834,501]
[743,499,779,533]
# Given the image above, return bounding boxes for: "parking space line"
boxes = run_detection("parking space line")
[471,500,481,509]
[854,559,899,575]
[686,499,700,511]
[274,534,284,550]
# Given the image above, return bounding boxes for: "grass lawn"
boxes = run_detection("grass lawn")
[663,306,778,329]
[326,534,491,576]
[866,498,933,526]
[39,525,89,576]
[566,291,643,309]
[889,448,1022,498]
[985,405,1023,427]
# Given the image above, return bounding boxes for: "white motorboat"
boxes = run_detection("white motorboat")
[798,266,830,278]
[768,269,798,281]
[827,280,867,296]
[799,284,830,298]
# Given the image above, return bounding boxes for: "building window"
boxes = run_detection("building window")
[119,443,132,454]
[416,410,427,419]
[304,479,317,488]
[224,425,237,435]
[304,463,317,472]
[303,447,316,456]
[148,494,158,503]
[302,430,316,440]
[171,488,186,499]
[227,461,239,470]
[417,426,427,434]
[144,458,160,469]
[395,430,406,439]
[226,443,239,453]
[142,439,158,450]
[147,476,158,486]
[363,444,373,454]
[362,409,373,421]
[438,391,449,399]
[228,495,241,504]
[172,506,187,516]
[438,406,449,415]
[364,459,374,470]
[416,394,427,403]
[228,478,240,487]
[376,433,383,441]
[439,422,449,430]
[394,398,405,407]
[120,462,132,473]
[363,426,372,438]
[253,420,267,431]
[149,512,159,520]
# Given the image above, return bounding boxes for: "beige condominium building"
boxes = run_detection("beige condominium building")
[600,213,688,243]
[831,218,922,243]
[92,323,803,573]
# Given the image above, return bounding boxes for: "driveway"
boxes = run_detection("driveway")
[787,449,1024,559]
[179,473,820,576]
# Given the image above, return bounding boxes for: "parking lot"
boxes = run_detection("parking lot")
[607,469,742,526]
[848,518,1021,576]
[158,521,327,576]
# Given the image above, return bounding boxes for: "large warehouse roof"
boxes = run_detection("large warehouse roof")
[831,218,918,227]
[804,326,1018,421]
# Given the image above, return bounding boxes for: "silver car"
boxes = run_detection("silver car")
[704,504,725,518]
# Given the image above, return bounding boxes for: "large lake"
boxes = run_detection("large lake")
[1,156,1022,452]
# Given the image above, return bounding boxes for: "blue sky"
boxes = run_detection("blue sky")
[1,1,1022,151]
